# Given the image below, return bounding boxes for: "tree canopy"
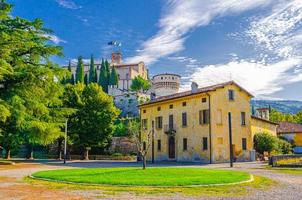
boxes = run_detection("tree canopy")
[130,75,151,92]
[75,56,84,83]
[88,54,97,83]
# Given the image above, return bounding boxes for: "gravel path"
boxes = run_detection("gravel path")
[0,161,301,200]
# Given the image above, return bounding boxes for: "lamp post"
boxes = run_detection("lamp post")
[64,119,67,164]
[228,112,233,168]
[151,120,155,163]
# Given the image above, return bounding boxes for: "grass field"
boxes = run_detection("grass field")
[32,167,251,186]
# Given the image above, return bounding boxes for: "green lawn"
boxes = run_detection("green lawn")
[32,167,251,186]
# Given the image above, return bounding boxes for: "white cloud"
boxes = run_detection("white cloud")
[182,0,302,98]
[125,0,272,64]
[182,58,302,98]
[55,0,82,10]
[44,34,66,44]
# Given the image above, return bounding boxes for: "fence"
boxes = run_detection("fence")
[270,154,302,167]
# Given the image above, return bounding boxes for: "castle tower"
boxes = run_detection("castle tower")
[111,52,122,64]
[152,73,180,97]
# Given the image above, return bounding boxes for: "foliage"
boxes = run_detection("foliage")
[0,0,71,159]
[32,168,251,186]
[130,75,151,92]
[88,54,97,83]
[98,59,108,93]
[109,66,118,86]
[113,119,128,137]
[75,56,84,83]
[270,108,302,124]
[64,83,120,159]
[276,138,293,154]
[254,132,277,154]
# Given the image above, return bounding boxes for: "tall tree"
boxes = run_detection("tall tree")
[105,60,111,87]
[130,76,151,93]
[0,0,71,159]
[88,54,97,83]
[109,66,118,86]
[98,59,108,93]
[64,83,120,160]
[76,56,84,83]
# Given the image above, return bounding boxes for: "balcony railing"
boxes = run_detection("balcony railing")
[164,124,176,135]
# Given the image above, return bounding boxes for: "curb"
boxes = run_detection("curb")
[29,174,254,188]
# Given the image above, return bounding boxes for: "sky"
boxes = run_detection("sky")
[8,0,302,100]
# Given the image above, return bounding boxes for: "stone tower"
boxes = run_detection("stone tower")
[152,73,181,97]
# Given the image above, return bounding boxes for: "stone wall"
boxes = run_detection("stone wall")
[109,137,137,155]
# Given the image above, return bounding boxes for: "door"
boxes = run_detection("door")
[168,136,175,159]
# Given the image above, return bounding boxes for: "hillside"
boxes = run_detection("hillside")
[251,100,302,114]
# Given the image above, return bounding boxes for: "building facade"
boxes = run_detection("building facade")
[151,73,180,97]
[251,116,278,137]
[277,122,302,154]
[139,81,256,163]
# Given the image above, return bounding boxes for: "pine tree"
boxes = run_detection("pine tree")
[110,66,119,86]
[84,74,88,85]
[88,54,96,83]
[94,68,98,83]
[76,56,84,83]
[105,60,111,87]
[99,59,108,93]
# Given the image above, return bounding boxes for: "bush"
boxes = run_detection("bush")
[254,132,277,154]
[276,138,293,154]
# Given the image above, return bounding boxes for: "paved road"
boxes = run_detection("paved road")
[0,160,301,200]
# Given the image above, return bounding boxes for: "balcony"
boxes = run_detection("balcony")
[164,124,176,135]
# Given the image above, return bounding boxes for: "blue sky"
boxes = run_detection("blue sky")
[9,0,302,100]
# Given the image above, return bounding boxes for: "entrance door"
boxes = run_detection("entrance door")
[168,137,175,159]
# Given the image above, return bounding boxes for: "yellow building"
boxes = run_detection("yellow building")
[139,81,257,163]
[277,122,302,154]
[251,116,278,137]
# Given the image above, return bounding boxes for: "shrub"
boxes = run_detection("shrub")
[254,132,277,154]
[276,138,293,154]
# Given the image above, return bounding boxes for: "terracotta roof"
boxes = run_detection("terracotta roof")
[277,122,302,133]
[139,81,254,107]
[251,116,279,125]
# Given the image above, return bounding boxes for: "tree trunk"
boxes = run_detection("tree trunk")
[142,155,146,170]
[27,146,34,160]
[57,138,63,160]
[5,149,11,160]
[83,149,89,160]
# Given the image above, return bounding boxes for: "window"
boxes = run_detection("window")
[143,142,146,151]
[157,106,161,111]
[183,138,188,151]
[169,115,173,129]
[182,102,187,107]
[202,98,207,103]
[143,109,146,113]
[169,104,173,109]
[217,109,222,125]
[217,137,223,145]
[142,119,148,130]
[202,137,208,150]
[242,138,247,150]
[199,110,210,124]
[228,90,235,101]
[157,140,161,151]
[241,112,246,125]
[182,112,187,126]
[155,116,163,129]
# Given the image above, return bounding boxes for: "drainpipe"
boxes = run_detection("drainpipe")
[206,93,212,164]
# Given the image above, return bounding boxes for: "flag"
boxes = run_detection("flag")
[108,41,122,47]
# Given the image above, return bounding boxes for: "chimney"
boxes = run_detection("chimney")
[111,52,122,64]
[191,82,198,93]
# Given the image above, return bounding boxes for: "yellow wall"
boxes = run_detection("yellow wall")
[294,133,302,146]
[140,83,254,163]
[251,118,277,138]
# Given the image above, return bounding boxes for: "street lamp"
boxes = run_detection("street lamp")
[64,119,67,164]
[228,112,233,168]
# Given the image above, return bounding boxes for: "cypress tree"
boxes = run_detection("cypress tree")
[94,68,98,83]
[76,56,85,83]
[88,54,96,83]
[84,74,88,85]
[105,59,111,87]
[67,60,73,84]
[71,74,75,85]
[99,59,108,93]
[110,66,118,86]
